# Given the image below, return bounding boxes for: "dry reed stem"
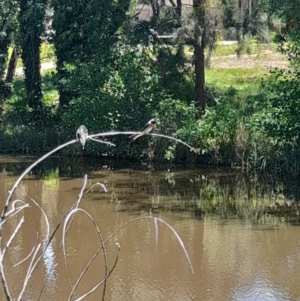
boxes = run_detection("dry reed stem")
[0,128,196,300]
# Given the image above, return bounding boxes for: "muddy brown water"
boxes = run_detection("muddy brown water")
[0,158,299,301]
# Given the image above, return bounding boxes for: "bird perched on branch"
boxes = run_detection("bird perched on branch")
[130,118,157,141]
[76,125,88,149]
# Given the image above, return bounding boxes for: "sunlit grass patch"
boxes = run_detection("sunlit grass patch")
[8,43,56,69]
[40,43,56,62]
[213,41,278,57]
[185,43,240,58]
[5,68,58,106]
[213,43,237,56]
[42,69,58,105]
[206,67,267,92]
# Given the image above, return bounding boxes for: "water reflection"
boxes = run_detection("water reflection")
[41,173,59,291]
[233,277,290,301]
[0,159,299,300]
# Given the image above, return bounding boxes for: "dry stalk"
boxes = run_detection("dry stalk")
[0,127,196,300]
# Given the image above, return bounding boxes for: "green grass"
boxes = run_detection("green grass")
[42,70,59,105]
[213,43,238,56]
[8,42,273,108]
[206,67,267,95]
[40,43,56,62]
[8,43,56,68]
[185,41,279,60]
[214,41,278,57]
[7,68,58,107]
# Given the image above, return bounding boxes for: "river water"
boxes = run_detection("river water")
[0,157,299,301]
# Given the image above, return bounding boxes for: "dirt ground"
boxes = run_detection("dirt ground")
[211,49,289,69]
[14,49,288,76]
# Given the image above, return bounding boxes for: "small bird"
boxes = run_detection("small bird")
[76,125,88,149]
[130,118,157,141]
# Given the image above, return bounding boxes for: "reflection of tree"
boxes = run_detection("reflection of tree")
[186,173,299,223]
[1,161,300,300]
[0,165,194,300]
[94,169,300,223]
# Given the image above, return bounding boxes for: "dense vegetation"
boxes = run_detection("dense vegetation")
[1,0,300,175]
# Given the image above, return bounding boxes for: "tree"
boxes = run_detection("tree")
[0,0,18,104]
[193,0,206,112]
[52,0,131,108]
[18,0,47,119]
[5,46,19,84]
[158,0,208,112]
[133,0,208,111]
[267,0,300,36]
[222,0,237,29]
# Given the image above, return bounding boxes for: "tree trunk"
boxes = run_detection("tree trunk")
[5,47,18,83]
[193,0,206,113]
[0,36,10,104]
[21,37,43,111]
[176,0,182,19]
[19,0,46,121]
[194,34,206,112]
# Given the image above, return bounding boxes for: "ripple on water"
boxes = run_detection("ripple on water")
[232,277,290,301]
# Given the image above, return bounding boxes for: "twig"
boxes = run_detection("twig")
[1,139,77,224]
[2,217,24,258]
[88,131,198,153]
[89,137,116,147]
[6,190,49,270]
[76,216,195,279]
[17,244,41,301]
[73,243,121,301]
[154,218,158,246]
[63,209,108,301]
[1,201,30,226]
[63,176,88,292]
[154,218,194,274]
[0,127,196,300]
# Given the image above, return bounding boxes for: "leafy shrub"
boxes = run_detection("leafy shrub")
[59,42,163,158]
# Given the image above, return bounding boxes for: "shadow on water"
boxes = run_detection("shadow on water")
[1,156,300,300]
[0,156,299,225]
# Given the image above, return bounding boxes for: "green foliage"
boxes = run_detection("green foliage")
[0,0,18,102]
[222,0,237,29]
[153,97,199,161]
[235,35,261,56]
[18,0,46,119]
[0,98,58,152]
[242,9,269,41]
[0,122,58,154]
[268,0,300,34]
[195,97,241,165]
[3,0,300,176]
[59,42,162,157]
[253,71,300,147]
[6,70,57,118]
[155,45,194,102]
[243,36,300,174]
[40,43,55,62]
[52,0,131,107]
[0,0,18,67]
[0,71,59,154]
[156,94,245,165]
